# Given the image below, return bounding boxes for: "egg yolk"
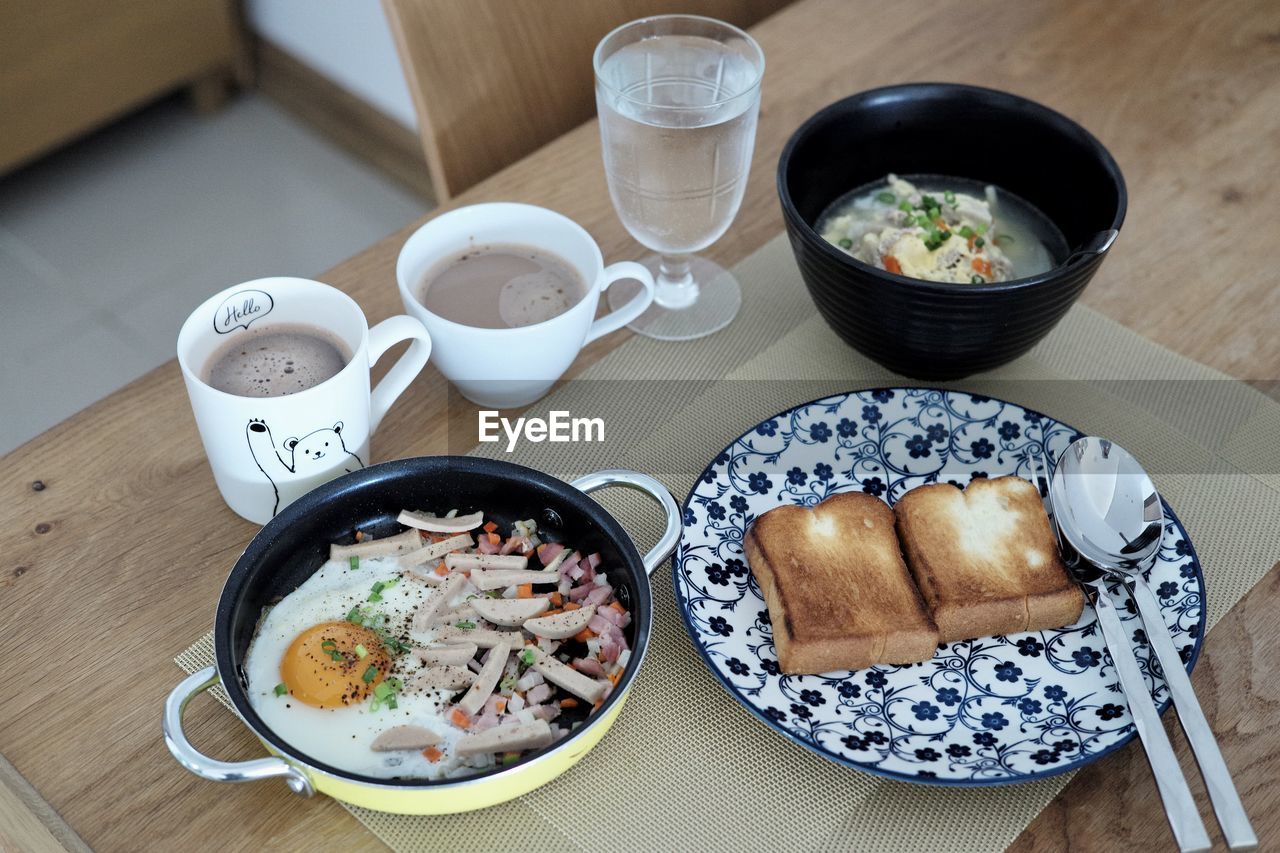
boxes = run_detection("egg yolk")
[279,621,391,708]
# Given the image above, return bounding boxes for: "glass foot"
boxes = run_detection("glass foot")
[606,254,741,341]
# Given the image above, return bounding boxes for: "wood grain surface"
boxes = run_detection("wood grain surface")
[1,1,1278,851]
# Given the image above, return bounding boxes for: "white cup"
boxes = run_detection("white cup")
[177,277,432,524]
[395,202,655,408]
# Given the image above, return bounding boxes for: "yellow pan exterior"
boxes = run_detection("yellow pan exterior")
[269,690,627,815]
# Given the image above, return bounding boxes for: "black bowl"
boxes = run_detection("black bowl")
[777,83,1126,379]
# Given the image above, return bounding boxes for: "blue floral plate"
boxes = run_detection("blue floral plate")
[672,388,1206,786]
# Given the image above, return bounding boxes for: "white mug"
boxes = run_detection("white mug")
[395,202,655,408]
[177,277,432,524]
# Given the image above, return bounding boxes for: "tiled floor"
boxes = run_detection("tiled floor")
[0,93,428,455]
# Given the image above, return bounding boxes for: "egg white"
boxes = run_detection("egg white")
[244,556,480,779]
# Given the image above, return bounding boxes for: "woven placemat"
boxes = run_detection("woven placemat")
[177,235,1280,852]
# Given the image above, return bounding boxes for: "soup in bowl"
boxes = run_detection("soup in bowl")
[777,83,1126,379]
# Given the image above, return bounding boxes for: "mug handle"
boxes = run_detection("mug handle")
[584,262,655,344]
[368,315,432,432]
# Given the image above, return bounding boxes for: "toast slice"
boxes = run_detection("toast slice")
[744,492,939,674]
[893,476,1084,643]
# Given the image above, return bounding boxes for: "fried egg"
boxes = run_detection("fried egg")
[244,556,475,778]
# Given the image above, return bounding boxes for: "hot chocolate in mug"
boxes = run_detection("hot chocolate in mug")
[177,277,431,524]
[396,202,655,408]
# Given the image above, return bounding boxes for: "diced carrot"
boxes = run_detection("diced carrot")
[883,255,902,275]
[608,601,625,615]
[934,217,947,229]
[422,745,444,762]
[483,521,498,533]
[449,708,471,728]
[354,530,364,542]
[487,532,501,545]
[608,670,622,687]
[434,561,448,576]
[517,584,533,599]
[967,236,976,251]
[971,257,993,276]
[541,609,562,617]
[549,592,563,607]
[536,543,547,554]
[562,602,580,611]
[495,698,507,713]
[573,628,595,643]
[559,698,580,709]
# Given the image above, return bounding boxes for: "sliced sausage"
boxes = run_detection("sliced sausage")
[408,665,474,692]
[398,534,474,568]
[370,725,442,752]
[397,510,484,533]
[445,552,528,571]
[468,569,560,591]
[412,574,466,632]
[413,642,477,665]
[471,597,549,627]
[524,604,595,640]
[529,646,606,703]
[455,642,511,716]
[454,720,553,757]
[330,528,421,561]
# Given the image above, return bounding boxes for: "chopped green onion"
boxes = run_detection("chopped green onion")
[971,274,985,284]
[501,752,521,766]
[939,231,951,241]
[974,236,985,248]
[385,695,398,710]
[920,194,938,209]
[355,644,368,659]
[958,225,974,239]
[485,590,502,598]
[944,190,957,205]
[914,215,930,228]
[373,682,392,699]
[876,191,896,204]
[499,676,517,692]
[274,682,288,697]
[362,665,378,683]
[321,639,337,650]
[837,238,853,249]
[520,648,536,666]
[349,556,359,571]
[898,200,913,212]
[346,606,362,624]
[976,223,989,235]
[455,620,476,630]
[383,577,398,589]
[927,207,941,221]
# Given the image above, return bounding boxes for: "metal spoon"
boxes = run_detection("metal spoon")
[1052,436,1256,850]
[1064,228,1119,266]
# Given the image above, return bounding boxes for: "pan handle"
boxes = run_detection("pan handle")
[571,469,682,576]
[164,666,314,797]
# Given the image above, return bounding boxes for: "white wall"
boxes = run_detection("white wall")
[244,0,418,131]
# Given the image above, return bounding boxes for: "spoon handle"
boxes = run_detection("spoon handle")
[1089,580,1212,852]
[1129,577,1258,849]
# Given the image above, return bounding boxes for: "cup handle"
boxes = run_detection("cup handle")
[367,315,432,432]
[584,261,655,344]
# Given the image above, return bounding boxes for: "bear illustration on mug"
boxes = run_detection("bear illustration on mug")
[246,418,364,516]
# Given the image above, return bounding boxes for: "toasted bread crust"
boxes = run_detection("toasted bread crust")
[746,492,938,674]
[894,477,1084,642]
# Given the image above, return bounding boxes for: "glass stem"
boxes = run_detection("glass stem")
[653,254,699,310]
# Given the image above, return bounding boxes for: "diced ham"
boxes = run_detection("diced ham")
[499,537,524,555]
[507,692,526,713]
[529,703,561,722]
[587,614,612,635]
[585,584,613,606]
[537,543,564,566]
[568,565,584,581]
[558,575,572,596]
[572,657,606,677]
[476,537,500,555]
[567,584,592,601]
[527,683,554,705]
[472,711,501,733]
[585,553,602,570]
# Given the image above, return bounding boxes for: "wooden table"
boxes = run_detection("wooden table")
[3,1,1278,850]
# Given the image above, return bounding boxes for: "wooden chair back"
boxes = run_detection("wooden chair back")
[383,0,790,200]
